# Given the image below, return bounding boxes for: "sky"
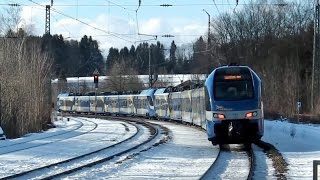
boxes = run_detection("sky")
[1,0,240,54]
[1,0,307,55]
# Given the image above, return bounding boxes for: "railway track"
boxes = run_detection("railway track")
[0,117,98,155]
[200,144,255,180]
[0,118,84,149]
[200,140,287,180]
[0,117,135,179]
[0,113,288,179]
[254,140,288,179]
[0,117,165,180]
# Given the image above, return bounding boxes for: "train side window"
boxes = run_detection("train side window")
[204,86,211,111]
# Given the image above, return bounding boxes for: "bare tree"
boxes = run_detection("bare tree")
[0,36,53,138]
[0,6,22,35]
[209,0,313,117]
[104,60,144,92]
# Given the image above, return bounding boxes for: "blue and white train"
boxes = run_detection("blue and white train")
[204,65,264,144]
[57,65,264,145]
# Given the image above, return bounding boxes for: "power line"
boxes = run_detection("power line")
[104,0,136,11]
[27,0,134,43]
[0,3,20,6]
[103,0,137,38]
[4,3,298,7]
[212,0,222,17]
[50,13,75,38]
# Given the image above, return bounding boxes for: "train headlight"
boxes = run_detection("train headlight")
[245,111,258,118]
[213,113,225,119]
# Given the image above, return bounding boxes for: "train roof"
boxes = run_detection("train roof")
[139,88,156,96]
[154,88,167,95]
[216,65,250,70]
[57,93,70,98]
[208,65,254,77]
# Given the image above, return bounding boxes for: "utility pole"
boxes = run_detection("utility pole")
[312,0,320,112]
[149,47,152,88]
[203,9,211,73]
[203,9,211,48]
[45,5,51,34]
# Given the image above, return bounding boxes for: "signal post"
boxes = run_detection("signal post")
[93,69,99,118]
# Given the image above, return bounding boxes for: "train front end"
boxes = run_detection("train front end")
[205,65,264,145]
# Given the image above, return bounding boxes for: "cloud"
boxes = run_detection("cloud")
[19,8,206,55]
[139,18,162,34]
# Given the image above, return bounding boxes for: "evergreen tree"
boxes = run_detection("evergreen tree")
[191,36,208,73]
[78,35,104,76]
[106,47,119,73]
[166,40,177,73]
[128,45,136,67]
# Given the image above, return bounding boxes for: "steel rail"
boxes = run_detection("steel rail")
[0,119,137,180]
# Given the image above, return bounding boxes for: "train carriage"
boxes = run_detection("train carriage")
[133,89,156,117]
[181,90,192,123]
[118,95,135,116]
[89,96,105,114]
[169,91,182,121]
[154,88,170,119]
[58,95,75,113]
[205,65,264,145]
[75,96,90,114]
[191,87,206,128]
[104,95,120,115]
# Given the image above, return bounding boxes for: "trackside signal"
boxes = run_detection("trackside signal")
[94,75,99,84]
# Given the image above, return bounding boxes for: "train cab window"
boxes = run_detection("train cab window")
[214,67,254,101]
[204,86,211,111]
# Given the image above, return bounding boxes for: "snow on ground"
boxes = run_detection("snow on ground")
[263,120,320,179]
[26,119,151,179]
[0,117,136,178]
[252,144,275,179]
[0,117,81,148]
[83,121,219,180]
[0,117,319,179]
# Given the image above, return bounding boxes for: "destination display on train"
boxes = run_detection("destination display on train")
[223,75,242,80]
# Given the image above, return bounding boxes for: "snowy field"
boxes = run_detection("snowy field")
[263,120,320,179]
[0,117,319,179]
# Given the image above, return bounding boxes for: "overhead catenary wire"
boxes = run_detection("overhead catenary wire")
[27,0,135,43]
[3,3,298,7]
[0,1,305,8]
[103,0,138,41]
[212,0,222,17]
[104,0,136,12]
[50,13,75,38]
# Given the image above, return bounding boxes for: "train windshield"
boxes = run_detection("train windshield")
[214,67,254,101]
